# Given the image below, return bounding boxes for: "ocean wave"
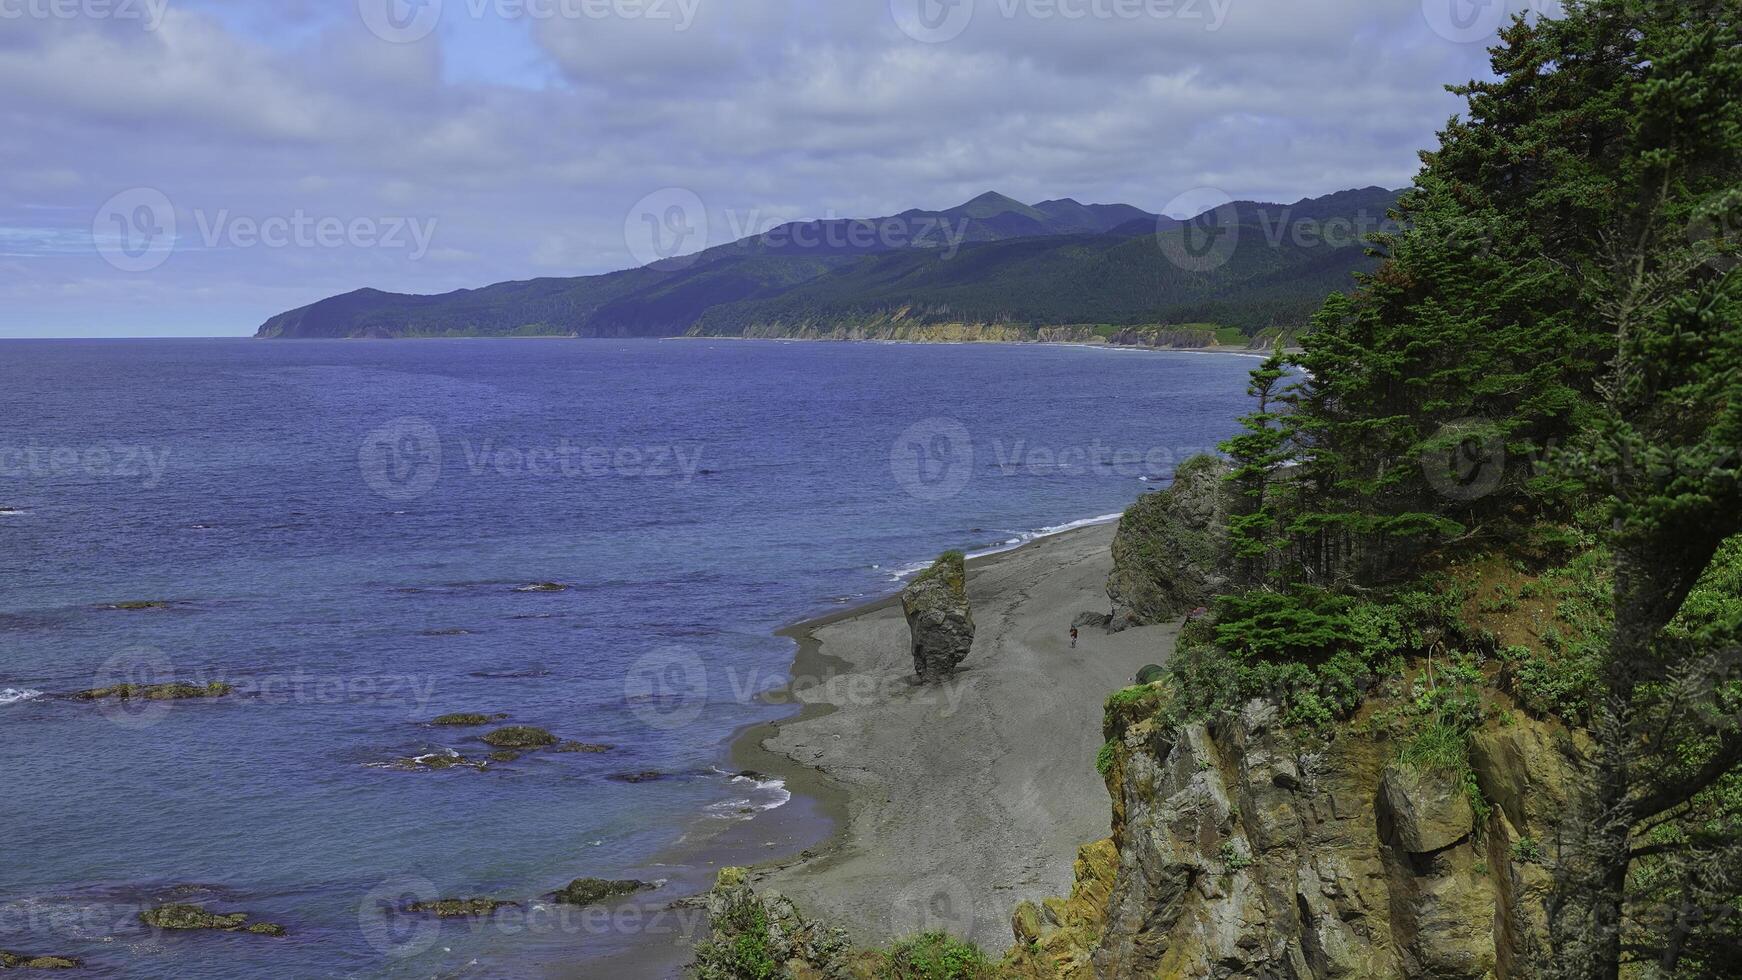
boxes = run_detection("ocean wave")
[884,512,1125,582]
[707,768,792,818]
[1,688,45,706]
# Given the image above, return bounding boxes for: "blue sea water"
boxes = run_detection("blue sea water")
[0,338,1257,977]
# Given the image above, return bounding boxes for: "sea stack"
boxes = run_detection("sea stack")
[900,551,974,682]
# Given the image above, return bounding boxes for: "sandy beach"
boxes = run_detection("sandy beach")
[733,521,1179,954]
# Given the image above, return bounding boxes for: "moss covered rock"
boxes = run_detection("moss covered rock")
[901,551,975,682]
[552,741,612,754]
[481,726,558,748]
[385,750,490,772]
[75,682,230,701]
[552,878,653,906]
[405,898,518,918]
[1107,454,1231,625]
[140,903,284,937]
[0,951,81,969]
[430,713,506,727]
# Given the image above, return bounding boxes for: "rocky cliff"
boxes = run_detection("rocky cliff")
[1021,688,1588,979]
[1107,454,1232,627]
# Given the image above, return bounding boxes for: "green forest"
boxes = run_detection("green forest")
[1173,1,1742,975]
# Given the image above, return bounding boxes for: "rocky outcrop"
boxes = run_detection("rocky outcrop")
[692,868,871,980]
[0,951,80,969]
[901,552,975,682]
[405,898,518,918]
[74,682,231,701]
[1106,454,1231,626]
[429,713,507,726]
[1044,695,1590,979]
[480,726,558,748]
[552,878,653,907]
[141,903,285,937]
[1003,839,1119,979]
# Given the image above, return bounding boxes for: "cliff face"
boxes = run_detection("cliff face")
[1107,454,1232,626]
[1007,692,1587,980]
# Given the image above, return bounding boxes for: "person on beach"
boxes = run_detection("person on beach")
[1070,626,1079,649]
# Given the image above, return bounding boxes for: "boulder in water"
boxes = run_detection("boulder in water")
[0,951,81,969]
[75,682,230,701]
[480,725,558,748]
[552,878,653,906]
[140,903,285,937]
[405,898,518,918]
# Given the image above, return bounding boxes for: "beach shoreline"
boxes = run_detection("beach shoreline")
[715,520,1179,957]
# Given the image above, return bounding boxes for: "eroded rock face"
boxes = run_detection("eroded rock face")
[1106,454,1231,625]
[901,553,974,682]
[1028,699,1589,979]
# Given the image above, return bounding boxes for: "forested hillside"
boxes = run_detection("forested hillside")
[255,188,1400,340]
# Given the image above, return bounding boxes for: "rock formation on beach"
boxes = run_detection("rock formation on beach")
[900,551,975,681]
[1106,454,1230,627]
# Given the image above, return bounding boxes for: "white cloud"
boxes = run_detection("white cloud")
[0,0,1500,337]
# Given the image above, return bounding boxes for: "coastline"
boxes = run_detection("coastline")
[557,516,1143,978]
[719,521,1180,956]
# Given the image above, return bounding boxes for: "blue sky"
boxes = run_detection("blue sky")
[0,0,1529,337]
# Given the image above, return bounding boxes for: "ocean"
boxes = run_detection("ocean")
[0,338,1257,977]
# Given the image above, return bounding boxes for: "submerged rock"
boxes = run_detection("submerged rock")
[608,771,665,784]
[384,750,490,772]
[552,741,612,754]
[75,682,230,701]
[552,878,653,907]
[0,951,81,969]
[405,898,519,918]
[900,551,974,682]
[429,713,507,727]
[481,726,558,748]
[140,903,285,937]
[108,600,170,611]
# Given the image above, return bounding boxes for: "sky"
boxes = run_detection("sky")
[0,0,1546,338]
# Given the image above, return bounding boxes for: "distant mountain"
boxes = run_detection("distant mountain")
[255,187,1403,340]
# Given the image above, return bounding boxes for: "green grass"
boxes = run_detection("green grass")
[879,933,988,980]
